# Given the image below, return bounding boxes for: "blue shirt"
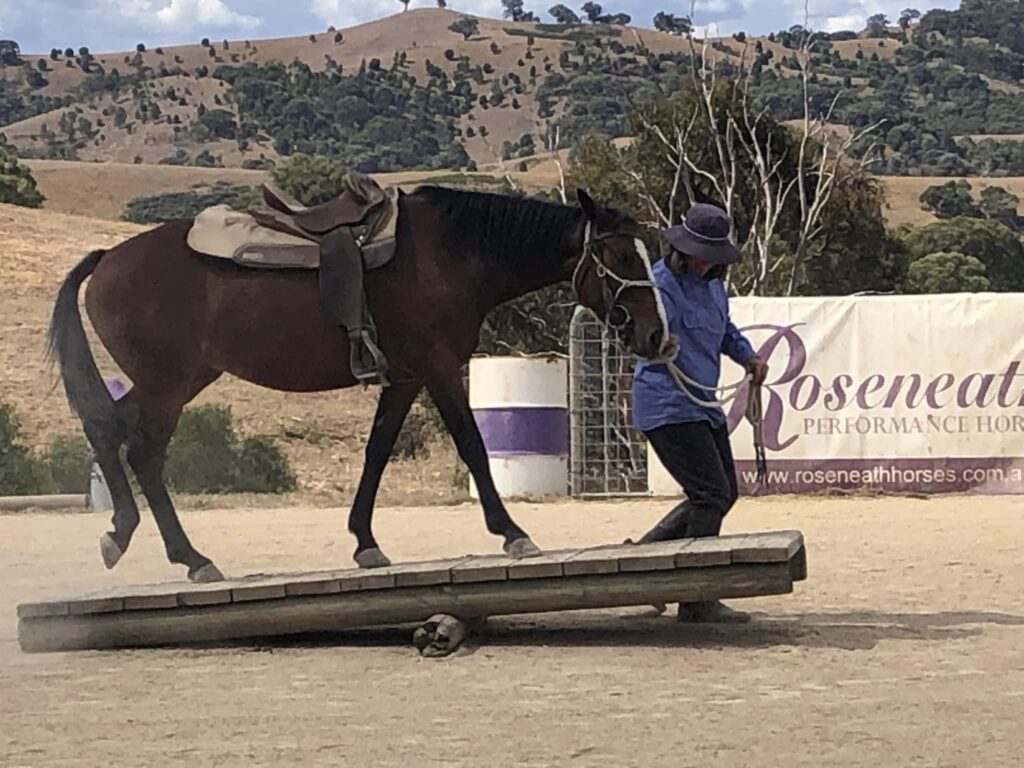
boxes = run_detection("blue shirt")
[632,260,756,431]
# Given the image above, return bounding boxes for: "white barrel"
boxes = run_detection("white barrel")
[89,463,113,511]
[468,356,568,499]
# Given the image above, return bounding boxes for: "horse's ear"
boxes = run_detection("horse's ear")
[577,188,598,219]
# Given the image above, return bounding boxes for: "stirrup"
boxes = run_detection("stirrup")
[349,330,390,387]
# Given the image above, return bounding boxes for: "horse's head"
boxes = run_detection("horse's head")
[572,190,669,361]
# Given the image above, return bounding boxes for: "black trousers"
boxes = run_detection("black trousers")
[641,420,739,541]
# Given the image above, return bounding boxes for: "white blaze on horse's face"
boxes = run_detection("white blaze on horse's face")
[634,238,670,354]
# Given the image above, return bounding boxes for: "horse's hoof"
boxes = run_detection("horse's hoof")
[354,547,392,569]
[189,563,225,583]
[99,534,123,570]
[504,537,541,559]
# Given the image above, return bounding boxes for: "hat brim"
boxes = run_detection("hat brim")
[664,227,741,265]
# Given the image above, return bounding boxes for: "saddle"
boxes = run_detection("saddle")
[186,172,400,386]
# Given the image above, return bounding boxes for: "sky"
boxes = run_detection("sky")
[0,0,962,55]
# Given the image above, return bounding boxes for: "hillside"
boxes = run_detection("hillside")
[0,202,463,503]
[4,4,1022,177]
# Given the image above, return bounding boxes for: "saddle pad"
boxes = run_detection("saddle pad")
[187,205,321,269]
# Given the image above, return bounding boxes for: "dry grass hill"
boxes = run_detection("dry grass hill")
[3,8,898,167]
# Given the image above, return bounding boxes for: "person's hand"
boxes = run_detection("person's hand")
[745,356,768,386]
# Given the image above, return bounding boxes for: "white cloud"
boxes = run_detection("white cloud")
[824,13,864,31]
[111,0,260,32]
[309,0,501,27]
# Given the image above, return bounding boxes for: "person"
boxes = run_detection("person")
[631,202,768,623]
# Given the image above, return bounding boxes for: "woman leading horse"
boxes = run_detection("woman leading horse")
[49,186,670,582]
[630,203,769,623]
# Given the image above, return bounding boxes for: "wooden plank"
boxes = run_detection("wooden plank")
[123,593,179,610]
[789,546,808,582]
[339,569,396,592]
[562,544,624,576]
[178,585,233,607]
[674,537,734,568]
[391,557,475,587]
[507,549,579,580]
[232,583,288,603]
[450,554,514,584]
[618,540,691,572]
[104,581,192,612]
[730,531,805,563]
[280,568,357,597]
[68,597,124,615]
[17,601,70,619]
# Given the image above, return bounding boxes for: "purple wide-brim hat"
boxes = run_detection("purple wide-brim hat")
[664,203,742,265]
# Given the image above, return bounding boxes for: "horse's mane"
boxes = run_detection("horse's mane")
[410,185,583,268]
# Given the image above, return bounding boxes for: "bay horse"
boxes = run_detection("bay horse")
[49,186,669,582]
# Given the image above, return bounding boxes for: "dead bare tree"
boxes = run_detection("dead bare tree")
[624,1,883,295]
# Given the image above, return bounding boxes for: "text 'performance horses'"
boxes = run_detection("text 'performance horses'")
[49,185,669,582]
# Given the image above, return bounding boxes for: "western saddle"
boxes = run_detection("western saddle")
[187,172,400,386]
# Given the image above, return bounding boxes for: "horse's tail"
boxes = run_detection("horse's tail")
[47,249,122,442]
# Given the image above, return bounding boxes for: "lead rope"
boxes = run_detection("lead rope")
[746,380,768,488]
[654,346,770,490]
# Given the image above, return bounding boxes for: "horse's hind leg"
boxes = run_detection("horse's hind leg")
[85,407,141,570]
[124,376,223,582]
[349,381,421,568]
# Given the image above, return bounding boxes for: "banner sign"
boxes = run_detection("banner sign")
[703,294,1024,495]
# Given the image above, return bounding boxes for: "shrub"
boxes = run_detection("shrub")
[121,184,259,223]
[164,405,296,494]
[0,403,53,495]
[270,153,349,206]
[0,145,45,208]
[43,435,92,493]
[393,392,446,460]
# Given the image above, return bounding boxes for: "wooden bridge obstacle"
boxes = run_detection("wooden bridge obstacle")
[18,530,807,656]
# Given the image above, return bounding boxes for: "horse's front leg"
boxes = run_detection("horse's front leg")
[425,366,541,559]
[349,381,421,568]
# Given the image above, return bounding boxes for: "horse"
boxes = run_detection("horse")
[48,185,670,582]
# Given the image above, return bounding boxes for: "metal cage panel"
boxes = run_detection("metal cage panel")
[568,307,650,498]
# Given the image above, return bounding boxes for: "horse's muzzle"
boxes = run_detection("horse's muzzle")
[629,322,668,361]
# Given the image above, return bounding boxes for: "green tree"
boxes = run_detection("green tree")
[653,11,691,35]
[903,217,1024,290]
[449,16,480,40]
[0,144,45,207]
[801,171,910,295]
[919,180,981,219]
[548,4,580,24]
[906,251,990,293]
[978,185,1020,231]
[866,13,889,37]
[581,2,603,23]
[270,153,350,206]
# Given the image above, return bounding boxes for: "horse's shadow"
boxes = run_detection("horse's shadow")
[232,608,1024,655]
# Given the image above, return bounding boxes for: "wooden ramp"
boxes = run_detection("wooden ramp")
[18,531,806,654]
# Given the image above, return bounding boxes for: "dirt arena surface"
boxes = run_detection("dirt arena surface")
[2,495,1022,767]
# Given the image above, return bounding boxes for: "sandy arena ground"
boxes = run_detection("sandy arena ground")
[1,495,1022,767]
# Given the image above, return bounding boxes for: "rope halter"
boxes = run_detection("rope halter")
[571,221,658,332]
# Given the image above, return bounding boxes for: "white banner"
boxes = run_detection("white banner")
[649,293,1024,495]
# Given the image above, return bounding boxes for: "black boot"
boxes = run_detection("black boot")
[625,502,692,545]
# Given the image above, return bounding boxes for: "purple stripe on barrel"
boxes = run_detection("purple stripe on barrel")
[473,407,569,456]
